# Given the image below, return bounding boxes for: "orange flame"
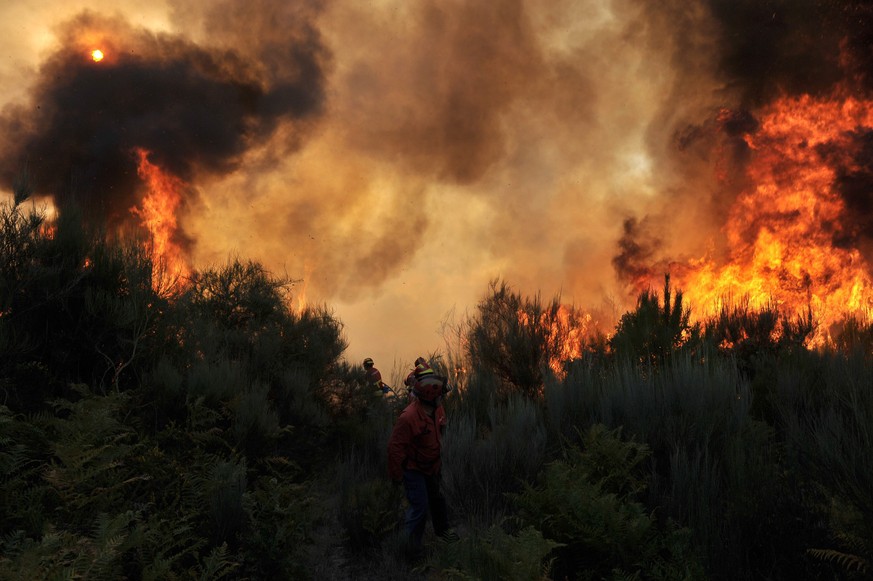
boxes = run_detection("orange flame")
[674,91,873,344]
[131,148,191,291]
[518,304,595,376]
[295,263,312,314]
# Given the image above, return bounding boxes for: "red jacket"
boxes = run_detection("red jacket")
[365,367,384,389]
[387,399,446,482]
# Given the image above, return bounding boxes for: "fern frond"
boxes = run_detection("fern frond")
[808,548,869,574]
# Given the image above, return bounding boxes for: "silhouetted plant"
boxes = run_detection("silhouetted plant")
[827,313,873,356]
[0,200,164,407]
[610,274,698,368]
[776,350,873,578]
[462,279,572,399]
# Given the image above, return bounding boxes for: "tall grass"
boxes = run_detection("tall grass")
[442,394,547,526]
[775,351,873,573]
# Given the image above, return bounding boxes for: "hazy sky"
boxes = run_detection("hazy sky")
[1,0,868,378]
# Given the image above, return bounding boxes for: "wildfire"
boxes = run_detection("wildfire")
[295,263,312,314]
[131,148,191,291]
[518,304,593,376]
[673,91,873,345]
[91,49,104,62]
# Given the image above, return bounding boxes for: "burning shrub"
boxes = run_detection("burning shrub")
[462,279,574,399]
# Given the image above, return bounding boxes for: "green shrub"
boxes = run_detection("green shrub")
[201,459,248,547]
[336,454,404,552]
[512,425,704,580]
[0,512,138,581]
[240,475,318,579]
[0,405,54,538]
[0,199,164,408]
[428,524,561,581]
[45,388,149,530]
[232,381,280,458]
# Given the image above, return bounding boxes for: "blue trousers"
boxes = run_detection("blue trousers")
[403,469,449,549]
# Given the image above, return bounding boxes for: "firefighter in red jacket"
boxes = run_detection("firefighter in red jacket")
[403,357,435,402]
[387,371,455,556]
[363,357,390,395]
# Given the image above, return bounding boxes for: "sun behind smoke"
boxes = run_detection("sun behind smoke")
[91,49,104,62]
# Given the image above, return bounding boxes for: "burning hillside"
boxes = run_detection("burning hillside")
[0,1,872,363]
[613,2,873,347]
[622,90,873,345]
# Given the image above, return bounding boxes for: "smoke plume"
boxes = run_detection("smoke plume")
[0,6,327,226]
[2,0,872,367]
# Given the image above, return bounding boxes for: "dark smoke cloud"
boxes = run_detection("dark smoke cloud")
[612,216,663,287]
[702,0,873,105]
[614,0,873,289]
[0,8,328,225]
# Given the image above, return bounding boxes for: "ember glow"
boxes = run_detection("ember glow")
[658,91,873,345]
[131,148,191,290]
[518,305,597,376]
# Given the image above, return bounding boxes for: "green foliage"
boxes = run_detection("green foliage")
[0,405,53,537]
[239,475,317,579]
[232,381,280,458]
[428,524,561,581]
[775,350,873,577]
[512,425,705,580]
[0,512,136,581]
[806,496,872,579]
[44,387,149,530]
[566,355,750,463]
[610,274,698,367]
[178,260,346,387]
[201,459,248,546]
[336,454,404,552]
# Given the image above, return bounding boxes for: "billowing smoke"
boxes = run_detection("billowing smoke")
[2,0,872,366]
[614,0,873,288]
[0,5,327,226]
[702,0,873,105]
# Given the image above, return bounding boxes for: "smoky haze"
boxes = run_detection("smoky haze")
[1,0,872,369]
